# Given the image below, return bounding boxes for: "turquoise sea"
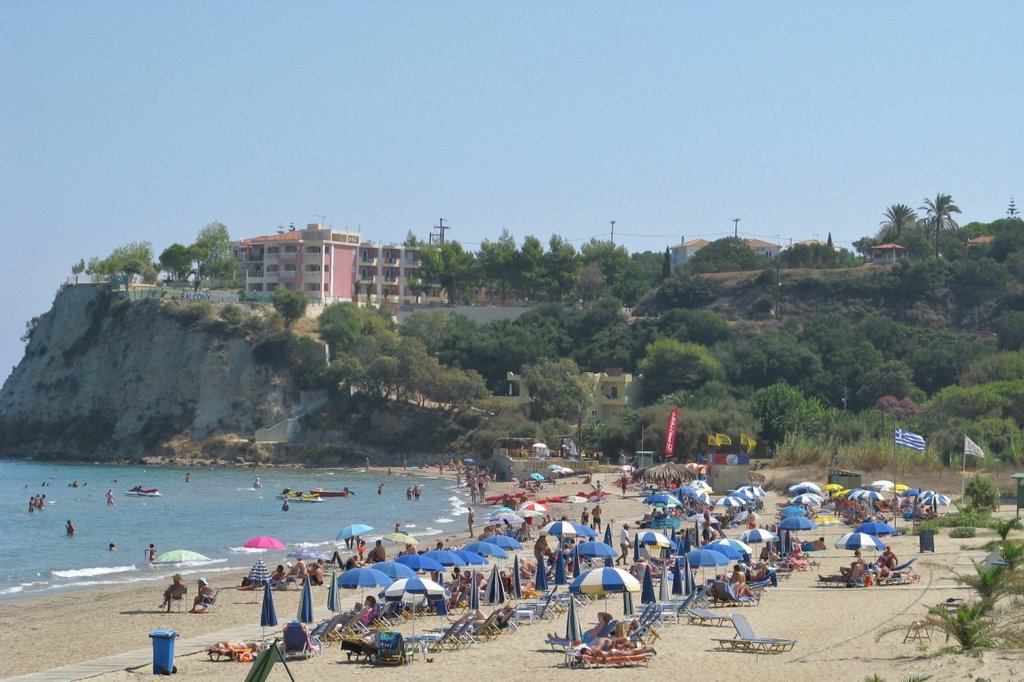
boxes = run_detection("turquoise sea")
[0,460,468,599]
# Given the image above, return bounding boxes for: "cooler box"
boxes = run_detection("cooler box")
[148,629,179,675]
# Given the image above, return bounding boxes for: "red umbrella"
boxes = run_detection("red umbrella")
[244,536,286,550]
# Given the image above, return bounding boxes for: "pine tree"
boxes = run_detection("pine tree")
[1009,197,1020,220]
[827,232,833,247]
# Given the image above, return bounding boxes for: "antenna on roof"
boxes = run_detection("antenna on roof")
[277,225,285,234]
[288,222,296,232]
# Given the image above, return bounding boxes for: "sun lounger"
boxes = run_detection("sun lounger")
[708,580,762,606]
[340,637,377,662]
[408,619,465,653]
[545,619,617,650]
[568,645,655,668]
[817,573,846,588]
[879,558,921,585]
[712,613,797,653]
[687,607,732,627]
[206,640,264,662]
[282,620,323,659]
[373,631,409,665]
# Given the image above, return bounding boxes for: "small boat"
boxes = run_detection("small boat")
[310,487,351,498]
[126,486,161,497]
[275,489,324,503]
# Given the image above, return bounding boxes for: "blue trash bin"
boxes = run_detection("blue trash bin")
[148,630,179,675]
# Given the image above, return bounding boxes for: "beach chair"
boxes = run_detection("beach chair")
[630,608,662,646]
[712,613,796,653]
[545,619,617,650]
[373,631,409,665]
[206,640,263,662]
[817,573,846,588]
[684,589,731,628]
[468,609,504,641]
[243,642,296,682]
[569,647,654,668]
[409,619,464,653]
[881,558,921,585]
[282,620,323,659]
[310,613,349,644]
[709,580,761,606]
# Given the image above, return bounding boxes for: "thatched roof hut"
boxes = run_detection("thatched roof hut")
[633,461,692,485]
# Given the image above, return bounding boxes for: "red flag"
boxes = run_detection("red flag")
[663,408,679,457]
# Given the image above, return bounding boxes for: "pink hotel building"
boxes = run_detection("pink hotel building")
[234,223,439,307]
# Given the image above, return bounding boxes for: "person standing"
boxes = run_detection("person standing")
[66,519,76,537]
[591,504,602,531]
[617,524,631,566]
[106,488,115,506]
[148,543,157,562]
[468,507,476,538]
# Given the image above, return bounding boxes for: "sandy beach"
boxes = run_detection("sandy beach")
[2,467,1022,682]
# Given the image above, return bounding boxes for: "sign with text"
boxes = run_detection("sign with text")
[180,291,240,303]
[663,408,679,457]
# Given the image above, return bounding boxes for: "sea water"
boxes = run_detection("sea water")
[0,459,470,599]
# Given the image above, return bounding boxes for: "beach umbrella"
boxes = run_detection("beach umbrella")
[530,473,546,482]
[542,521,579,539]
[512,555,523,599]
[644,493,683,507]
[813,514,841,525]
[781,506,807,517]
[921,492,951,506]
[534,557,548,591]
[287,547,328,562]
[469,569,480,611]
[569,567,642,596]
[623,589,635,616]
[296,575,314,624]
[685,548,731,568]
[338,567,395,589]
[603,524,613,547]
[564,495,590,504]
[900,488,922,497]
[519,501,548,513]
[791,493,823,506]
[464,541,508,559]
[640,568,656,604]
[572,523,598,538]
[244,536,286,550]
[689,480,714,492]
[455,550,488,566]
[855,521,898,536]
[369,561,418,580]
[869,479,895,491]
[823,483,845,493]
[260,582,277,634]
[547,464,563,471]
[421,550,467,567]
[701,541,741,560]
[382,532,419,545]
[382,576,445,640]
[736,485,766,498]
[856,490,885,502]
[778,516,817,531]
[326,572,340,612]
[835,532,886,552]
[682,555,695,596]
[671,558,684,596]
[681,528,692,554]
[336,524,374,541]
[894,484,910,493]
[487,535,523,550]
[633,533,641,563]
[658,566,670,603]
[789,482,822,495]
[636,530,672,548]
[565,595,583,646]
[575,542,618,560]
[395,554,446,573]
[484,565,506,605]
[492,513,527,525]
[740,528,778,544]
[553,551,568,585]
[706,538,753,556]
[154,549,210,564]
[717,495,747,508]
[490,506,516,515]
[571,548,582,578]
[247,558,271,586]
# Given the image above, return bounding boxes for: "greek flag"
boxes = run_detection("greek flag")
[894,427,926,451]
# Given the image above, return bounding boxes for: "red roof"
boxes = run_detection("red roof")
[871,243,907,250]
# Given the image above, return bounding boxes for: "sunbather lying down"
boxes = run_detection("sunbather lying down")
[577,641,657,661]
[206,640,265,662]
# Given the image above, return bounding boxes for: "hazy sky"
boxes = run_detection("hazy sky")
[2,2,1022,384]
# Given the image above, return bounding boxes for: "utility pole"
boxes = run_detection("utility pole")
[435,218,449,244]
[610,220,616,244]
[733,218,740,238]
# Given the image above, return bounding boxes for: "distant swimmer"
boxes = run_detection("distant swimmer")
[281,498,290,512]
[66,519,75,536]
[109,542,117,551]
[185,472,192,483]
[148,543,157,562]
[254,476,262,489]
[106,488,115,506]
[27,497,34,513]
[377,483,383,495]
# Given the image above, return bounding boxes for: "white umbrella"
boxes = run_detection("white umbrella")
[835,532,886,552]
[739,528,778,544]
[717,495,747,508]
[868,480,895,491]
[791,493,823,506]
[788,482,822,495]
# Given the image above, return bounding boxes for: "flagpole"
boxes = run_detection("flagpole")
[962,434,967,503]
[892,423,898,530]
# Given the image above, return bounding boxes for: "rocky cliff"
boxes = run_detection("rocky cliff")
[0,284,305,460]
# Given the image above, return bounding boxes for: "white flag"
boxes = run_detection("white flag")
[964,435,985,458]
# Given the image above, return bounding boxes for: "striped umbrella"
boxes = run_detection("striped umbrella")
[835,532,886,552]
[553,551,568,586]
[565,595,582,646]
[247,558,271,586]
[542,521,579,539]
[569,567,642,596]
[260,581,277,634]
[640,568,656,604]
[296,575,314,624]
[484,565,506,605]
[382,576,445,641]
[326,571,340,612]
[921,492,951,507]
[636,531,672,548]
[706,538,753,556]
[740,528,779,544]
[511,555,523,599]
[519,501,548,513]
[791,493,823,506]
[534,556,549,591]
[736,485,766,499]
[717,495,747,508]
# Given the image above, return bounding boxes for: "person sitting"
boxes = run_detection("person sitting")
[759,544,780,564]
[358,596,381,627]
[840,550,868,585]
[309,559,325,586]
[159,574,187,612]
[729,564,756,598]
[366,540,386,564]
[285,559,308,583]
[550,611,612,643]
[786,544,810,570]
[877,545,898,580]
[270,564,286,585]
[190,578,216,613]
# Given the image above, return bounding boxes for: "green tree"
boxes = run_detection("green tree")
[477,229,522,304]
[993,311,1024,351]
[192,222,235,282]
[878,203,918,242]
[963,477,1000,511]
[920,193,961,259]
[418,241,477,304]
[518,235,548,301]
[158,243,194,281]
[580,239,630,292]
[638,338,723,404]
[750,383,826,443]
[543,235,580,301]
[520,358,589,422]
[318,302,364,357]
[687,237,767,273]
[270,288,309,328]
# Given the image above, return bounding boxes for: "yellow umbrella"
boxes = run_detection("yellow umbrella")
[813,514,841,525]
[833,489,851,499]
[894,484,909,492]
[824,483,844,492]
[382,532,419,545]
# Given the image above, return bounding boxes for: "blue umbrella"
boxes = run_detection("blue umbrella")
[530,472,545,481]
[338,567,394,589]
[571,548,582,578]
[464,541,508,559]
[432,594,448,616]
[396,554,446,573]
[681,528,692,554]
[573,523,599,538]
[512,555,523,599]
[835,532,886,551]
[469,569,480,610]
[685,548,731,568]
[603,523,613,547]
[565,595,582,646]
[633,533,640,563]
[288,547,328,561]
[778,516,817,531]
[553,551,568,585]
[856,521,898,536]
[781,506,807,517]
[575,542,618,560]
[484,565,506,605]
[640,568,656,605]
[296,575,314,624]
[326,571,340,612]
[671,558,683,596]
[260,581,277,633]
[455,550,488,566]
[702,541,742,560]
[336,523,374,540]
[643,493,683,507]
[623,589,635,616]
[370,561,418,580]
[543,521,579,539]
[487,535,523,550]
[900,488,921,497]
[534,556,548,591]
[422,550,467,567]
[683,555,695,596]
[783,530,793,557]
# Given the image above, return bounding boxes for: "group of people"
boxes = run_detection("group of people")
[27,494,47,512]
[159,574,216,613]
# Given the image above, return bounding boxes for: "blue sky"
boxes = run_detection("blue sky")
[2,2,1022,383]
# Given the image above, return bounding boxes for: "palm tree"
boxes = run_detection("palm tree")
[879,204,918,242]
[920,193,961,258]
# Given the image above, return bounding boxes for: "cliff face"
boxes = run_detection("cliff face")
[0,285,302,460]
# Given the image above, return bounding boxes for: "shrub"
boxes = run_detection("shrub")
[964,477,1000,511]
[949,527,976,538]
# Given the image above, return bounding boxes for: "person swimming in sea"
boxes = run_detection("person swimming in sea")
[254,476,262,489]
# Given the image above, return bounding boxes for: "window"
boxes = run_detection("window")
[305,264,321,272]
[610,387,618,399]
[591,409,598,417]
[283,265,296,272]
[284,246,297,253]
[267,246,280,254]
[306,283,320,291]
[305,246,322,253]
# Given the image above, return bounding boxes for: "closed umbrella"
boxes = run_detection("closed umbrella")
[553,551,568,586]
[512,555,523,599]
[326,571,340,612]
[623,589,635,616]
[603,524,613,547]
[640,567,656,604]
[535,556,549,591]
[469,570,480,611]
[571,548,582,578]
[633,534,641,563]
[260,581,277,634]
[671,558,684,596]
[682,555,696,596]
[564,595,582,648]
[296,575,314,623]
[484,565,506,605]
[658,566,670,603]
